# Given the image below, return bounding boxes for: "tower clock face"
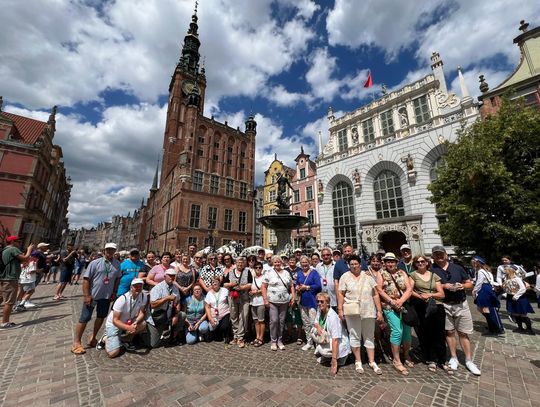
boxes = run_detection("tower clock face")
[182,80,196,95]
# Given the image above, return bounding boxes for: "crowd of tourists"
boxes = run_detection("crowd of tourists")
[1,236,538,377]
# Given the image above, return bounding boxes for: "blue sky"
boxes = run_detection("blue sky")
[1,0,538,227]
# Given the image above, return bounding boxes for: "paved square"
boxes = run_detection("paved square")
[1,284,539,406]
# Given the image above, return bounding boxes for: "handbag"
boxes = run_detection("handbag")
[343,301,362,316]
[152,288,173,326]
[388,271,418,327]
[424,273,438,318]
[342,273,367,316]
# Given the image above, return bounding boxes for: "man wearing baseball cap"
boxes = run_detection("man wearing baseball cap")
[97,278,148,357]
[397,244,414,275]
[1,236,34,329]
[71,243,121,355]
[147,268,182,348]
[430,245,481,375]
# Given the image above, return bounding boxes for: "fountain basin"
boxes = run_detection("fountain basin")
[258,214,309,254]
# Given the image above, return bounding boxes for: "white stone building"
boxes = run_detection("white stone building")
[316,52,479,256]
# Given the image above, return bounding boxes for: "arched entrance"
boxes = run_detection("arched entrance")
[380,231,407,256]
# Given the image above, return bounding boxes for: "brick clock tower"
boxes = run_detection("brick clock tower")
[141,5,257,253]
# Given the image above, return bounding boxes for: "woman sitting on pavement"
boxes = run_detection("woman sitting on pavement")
[296,255,322,351]
[204,277,231,342]
[185,284,210,344]
[409,255,452,374]
[250,261,266,347]
[472,256,504,335]
[174,253,198,307]
[99,278,148,357]
[502,266,535,335]
[262,255,296,351]
[376,252,414,375]
[338,254,384,375]
[147,251,172,287]
[312,292,351,376]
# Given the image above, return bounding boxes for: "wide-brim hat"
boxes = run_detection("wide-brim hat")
[382,252,398,261]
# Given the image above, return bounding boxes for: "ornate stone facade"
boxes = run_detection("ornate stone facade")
[316,52,479,256]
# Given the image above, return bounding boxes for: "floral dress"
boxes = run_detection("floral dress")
[380,269,408,310]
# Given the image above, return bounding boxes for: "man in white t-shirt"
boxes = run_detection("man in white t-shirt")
[312,292,350,376]
[15,252,40,311]
[315,248,337,308]
[97,278,148,357]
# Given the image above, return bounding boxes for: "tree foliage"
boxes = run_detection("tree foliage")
[429,98,540,266]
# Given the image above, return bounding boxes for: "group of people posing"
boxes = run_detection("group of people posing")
[63,241,538,377]
[3,236,536,377]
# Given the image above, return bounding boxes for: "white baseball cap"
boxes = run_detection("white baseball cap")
[131,278,144,285]
[104,242,117,250]
[165,268,177,276]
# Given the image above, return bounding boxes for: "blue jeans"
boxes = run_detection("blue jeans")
[185,320,210,345]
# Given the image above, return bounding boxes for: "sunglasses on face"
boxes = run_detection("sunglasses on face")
[416,260,427,264]
[316,300,326,304]
[255,266,263,269]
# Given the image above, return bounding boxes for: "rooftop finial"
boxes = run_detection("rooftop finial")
[519,20,529,32]
[479,75,489,93]
[0,96,3,112]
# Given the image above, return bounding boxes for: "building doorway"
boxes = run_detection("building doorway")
[379,231,407,256]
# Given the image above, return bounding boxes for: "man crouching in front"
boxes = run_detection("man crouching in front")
[98,278,148,358]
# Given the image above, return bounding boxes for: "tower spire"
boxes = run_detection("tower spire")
[177,0,201,76]
[150,158,160,192]
[457,66,470,99]
[318,131,323,154]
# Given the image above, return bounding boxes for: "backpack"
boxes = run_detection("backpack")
[0,248,15,274]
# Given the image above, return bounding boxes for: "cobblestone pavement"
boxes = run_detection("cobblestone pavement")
[0,283,539,406]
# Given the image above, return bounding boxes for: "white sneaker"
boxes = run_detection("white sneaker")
[448,357,459,370]
[301,343,314,351]
[465,360,481,376]
[23,301,37,308]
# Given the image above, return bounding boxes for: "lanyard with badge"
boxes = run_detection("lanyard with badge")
[321,264,331,288]
[126,293,139,325]
[103,260,112,285]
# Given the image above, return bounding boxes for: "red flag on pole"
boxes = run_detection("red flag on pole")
[363,71,373,88]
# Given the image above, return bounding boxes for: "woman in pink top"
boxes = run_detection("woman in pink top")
[147,251,172,287]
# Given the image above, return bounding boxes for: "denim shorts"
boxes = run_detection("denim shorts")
[105,324,122,352]
[79,298,111,323]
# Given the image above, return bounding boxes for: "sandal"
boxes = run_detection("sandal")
[238,340,245,348]
[87,338,98,348]
[404,359,414,368]
[254,339,263,347]
[229,338,237,345]
[440,364,454,375]
[427,362,437,372]
[297,339,303,345]
[369,362,382,375]
[70,345,86,355]
[355,361,364,374]
[393,362,409,376]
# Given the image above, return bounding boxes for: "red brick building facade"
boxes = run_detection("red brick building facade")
[478,20,540,117]
[0,101,71,247]
[140,10,257,253]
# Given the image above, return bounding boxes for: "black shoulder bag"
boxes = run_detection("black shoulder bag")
[389,271,418,327]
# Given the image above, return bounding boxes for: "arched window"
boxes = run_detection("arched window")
[332,181,357,247]
[373,170,404,219]
[429,156,446,182]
